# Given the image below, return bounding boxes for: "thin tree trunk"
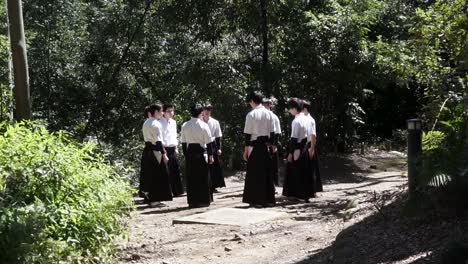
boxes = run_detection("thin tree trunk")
[7,0,31,120]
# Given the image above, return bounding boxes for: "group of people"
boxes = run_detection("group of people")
[242,91,323,208]
[139,91,322,209]
[139,103,224,208]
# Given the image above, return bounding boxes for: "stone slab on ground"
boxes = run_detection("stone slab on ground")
[172,207,288,226]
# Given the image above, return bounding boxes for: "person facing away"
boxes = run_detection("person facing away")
[139,105,152,201]
[282,97,315,202]
[202,104,226,193]
[242,91,276,208]
[180,104,216,208]
[141,103,173,207]
[263,97,282,187]
[160,103,184,197]
[302,99,323,194]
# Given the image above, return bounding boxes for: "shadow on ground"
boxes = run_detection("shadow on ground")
[222,151,406,188]
[293,192,468,264]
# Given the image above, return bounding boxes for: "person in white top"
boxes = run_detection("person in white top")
[141,104,172,207]
[180,104,215,208]
[301,99,323,193]
[263,97,282,186]
[242,91,276,207]
[202,104,226,192]
[160,103,184,197]
[139,105,152,200]
[282,97,314,202]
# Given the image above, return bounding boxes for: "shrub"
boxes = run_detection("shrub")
[0,122,134,263]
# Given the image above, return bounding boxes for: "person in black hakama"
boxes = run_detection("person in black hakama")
[160,103,184,197]
[263,97,282,187]
[242,91,276,208]
[302,100,323,194]
[282,98,315,202]
[141,104,173,207]
[203,104,226,193]
[181,104,216,208]
[139,105,152,201]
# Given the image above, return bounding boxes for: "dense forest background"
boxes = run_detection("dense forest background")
[0,0,467,169]
[0,0,467,262]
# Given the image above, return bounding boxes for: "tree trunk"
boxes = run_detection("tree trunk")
[7,0,31,120]
[260,0,271,97]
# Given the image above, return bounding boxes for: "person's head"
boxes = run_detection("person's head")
[163,103,175,119]
[301,99,311,114]
[246,91,264,108]
[203,104,213,119]
[144,105,151,119]
[262,98,272,110]
[148,103,163,119]
[262,97,277,111]
[190,104,204,118]
[287,97,303,116]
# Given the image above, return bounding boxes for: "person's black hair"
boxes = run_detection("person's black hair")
[190,104,204,117]
[301,99,311,111]
[144,105,150,118]
[148,103,162,115]
[163,103,174,112]
[262,98,272,104]
[246,91,264,104]
[287,97,303,111]
[203,104,213,111]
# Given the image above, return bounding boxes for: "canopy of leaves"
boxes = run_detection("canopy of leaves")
[0,0,465,165]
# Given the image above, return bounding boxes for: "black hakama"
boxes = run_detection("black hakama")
[139,150,148,196]
[209,148,225,190]
[185,144,213,206]
[282,139,315,200]
[269,147,280,186]
[142,142,173,202]
[165,147,184,197]
[306,143,323,192]
[242,137,276,206]
[314,152,324,192]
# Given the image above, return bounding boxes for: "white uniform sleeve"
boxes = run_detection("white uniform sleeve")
[311,118,316,136]
[155,121,163,142]
[273,114,281,134]
[243,113,254,134]
[291,119,300,139]
[180,123,186,143]
[214,120,222,138]
[263,111,273,135]
[161,119,168,145]
[203,124,213,145]
[173,120,179,145]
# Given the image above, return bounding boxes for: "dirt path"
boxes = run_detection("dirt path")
[119,150,409,264]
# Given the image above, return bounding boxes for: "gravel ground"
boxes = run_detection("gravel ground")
[118,150,467,264]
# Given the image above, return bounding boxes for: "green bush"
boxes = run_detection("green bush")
[420,131,450,186]
[420,98,467,187]
[0,122,134,263]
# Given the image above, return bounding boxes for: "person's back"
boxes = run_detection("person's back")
[205,117,221,139]
[181,118,212,146]
[142,117,155,142]
[304,114,316,142]
[181,104,215,208]
[291,112,308,143]
[245,105,274,141]
[242,91,276,207]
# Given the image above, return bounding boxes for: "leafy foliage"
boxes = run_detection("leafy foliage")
[0,122,133,263]
[0,3,12,122]
[3,0,468,191]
